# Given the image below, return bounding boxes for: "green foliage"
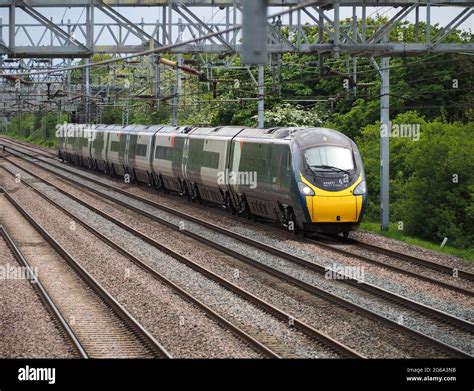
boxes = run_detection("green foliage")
[330,98,380,139]
[2,111,67,148]
[262,103,326,127]
[100,107,123,124]
[401,121,474,249]
[357,112,474,249]
[2,15,472,253]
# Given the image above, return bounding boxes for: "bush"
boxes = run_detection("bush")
[357,112,474,248]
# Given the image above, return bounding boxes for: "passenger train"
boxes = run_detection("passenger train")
[57,124,367,236]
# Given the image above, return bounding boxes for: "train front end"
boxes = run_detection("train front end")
[291,128,367,235]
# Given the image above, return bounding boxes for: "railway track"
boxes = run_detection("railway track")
[1,142,472,357]
[144,184,474,295]
[262,226,474,297]
[323,234,474,283]
[2,137,471,297]
[0,137,57,158]
[0,225,86,358]
[0,158,363,359]
[134,173,474,296]
[0,187,171,359]
[153,189,474,296]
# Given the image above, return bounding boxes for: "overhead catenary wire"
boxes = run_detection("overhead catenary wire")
[5,0,323,78]
[203,54,471,95]
[5,0,470,79]
[3,1,471,119]
[9,54,471,114]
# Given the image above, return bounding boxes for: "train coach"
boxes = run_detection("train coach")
[58,124,367,236]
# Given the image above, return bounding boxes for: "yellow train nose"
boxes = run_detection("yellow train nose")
[300,174,364,223]
[310,195,361,222]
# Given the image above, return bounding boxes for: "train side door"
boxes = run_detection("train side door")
[104,131,110,162]
[227,139,240,209]
[124,133,130,167]
[182,136,190,179]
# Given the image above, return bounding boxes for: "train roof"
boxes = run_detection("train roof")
[292,127,355,149]
[234,127,295,140]
[92,124,158,132]
[92,124,191,134]
[82,125,352,146]
[233,127,351,141]
[188,126,245,137]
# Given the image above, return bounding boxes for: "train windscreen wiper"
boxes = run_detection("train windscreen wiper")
[310,165,351,176]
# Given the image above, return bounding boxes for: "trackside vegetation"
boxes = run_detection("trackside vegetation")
[2,16,472,257]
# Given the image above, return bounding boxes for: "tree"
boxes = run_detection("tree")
[262,103,326,127]
[357,112,474,248]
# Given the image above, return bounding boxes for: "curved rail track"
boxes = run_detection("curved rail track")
[0,141,472,358]
[0,187,171,359]
[0,157,364,359]
[0,225,87,358]
[2,137,471,296]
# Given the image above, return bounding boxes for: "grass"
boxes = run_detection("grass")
[1,132,57,149]
[2,131,473,263]
[360,221,474,263]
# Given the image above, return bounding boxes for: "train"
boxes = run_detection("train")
[57,124,367,236]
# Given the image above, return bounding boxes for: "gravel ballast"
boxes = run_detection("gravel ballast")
[4,159,456,357]
[0,165,263,358]
[2,147,473,357]
[0,214,76,358]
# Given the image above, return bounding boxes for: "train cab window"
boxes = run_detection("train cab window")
[304,146,354,171]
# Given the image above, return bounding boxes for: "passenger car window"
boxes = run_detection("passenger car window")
[110,141,121,153]
[136,144,147,157]
[155,146,174,160]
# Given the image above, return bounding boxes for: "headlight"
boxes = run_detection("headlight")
[353,180,367,195]
[298,182,315,196]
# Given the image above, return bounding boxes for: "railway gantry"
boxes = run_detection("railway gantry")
[0,0,473,229]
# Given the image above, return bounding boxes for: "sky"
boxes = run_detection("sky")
[0,4,471,48]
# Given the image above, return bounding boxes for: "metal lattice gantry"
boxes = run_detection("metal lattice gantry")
[0,0,473,232]
[0,0,472,58]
